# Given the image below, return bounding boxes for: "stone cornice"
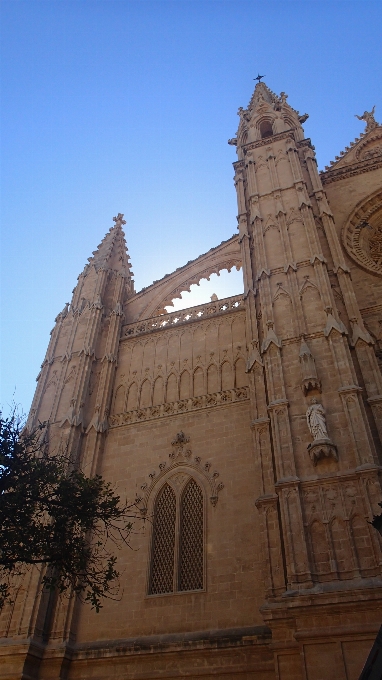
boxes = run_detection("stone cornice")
[320,155,382,185]
[54,625,272,660]
[242,130,295,153]
[360,303,382,317]
[233,160,245,171]
[108,386,250,428]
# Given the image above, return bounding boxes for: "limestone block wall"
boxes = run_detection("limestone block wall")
[111,308,249,421]
[73,400,265,643]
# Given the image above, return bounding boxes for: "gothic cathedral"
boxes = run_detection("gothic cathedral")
[1,81,382,680]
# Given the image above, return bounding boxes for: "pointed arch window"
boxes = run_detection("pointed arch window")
[149,478,204,595]
[179,479,204,591]
[149,484,176,594]
[259,120,273,139]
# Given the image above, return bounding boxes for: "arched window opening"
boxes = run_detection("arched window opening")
[179,480,204,591]
[149,484,176,594]
[164,268,243,313]
[149,478,204,595]
[259,120,273,139]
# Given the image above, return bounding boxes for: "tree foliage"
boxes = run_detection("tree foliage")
[0,410,137,612]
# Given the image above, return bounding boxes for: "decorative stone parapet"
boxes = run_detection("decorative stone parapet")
[122,294,244,338]
[108,386,249,428]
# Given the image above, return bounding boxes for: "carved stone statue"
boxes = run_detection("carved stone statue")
[355,105,379,132]
[306,398,338,465]
[306,398,328,440]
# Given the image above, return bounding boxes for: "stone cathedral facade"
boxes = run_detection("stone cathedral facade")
[1,81,382,680]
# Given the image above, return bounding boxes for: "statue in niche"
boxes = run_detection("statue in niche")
[355,105,379,132]
[306,398,338,466]
[306,398,328,440]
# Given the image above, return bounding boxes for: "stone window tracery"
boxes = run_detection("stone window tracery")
[149,477,204,595]
[149,484,176,594]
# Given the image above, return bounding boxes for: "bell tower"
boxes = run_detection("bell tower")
[231,80,382,676]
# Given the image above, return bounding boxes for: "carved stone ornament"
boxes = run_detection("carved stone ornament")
[170,431,191,458]
[355,105,379,132]
[306,399,338,466]
[136,432,224,512]
[299,337,321,395]
[307,439,338,466]
[341,189,382,277]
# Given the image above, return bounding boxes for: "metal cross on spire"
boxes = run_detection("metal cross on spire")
[254,74,266,83]
[113,213,126,227]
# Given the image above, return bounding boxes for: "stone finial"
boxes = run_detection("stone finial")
[171,431,190,448]
[113,213,126,227]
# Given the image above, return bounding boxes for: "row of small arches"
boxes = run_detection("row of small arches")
[113,358,248,414]
[239,115,298,146]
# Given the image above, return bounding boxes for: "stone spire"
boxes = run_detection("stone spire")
[229,80,309,157]
[247,80,280,110]
[71,213,135,315]
[28,212,135,436]
[80,213,135,291]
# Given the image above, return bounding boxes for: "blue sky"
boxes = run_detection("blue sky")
[1,0,381,413]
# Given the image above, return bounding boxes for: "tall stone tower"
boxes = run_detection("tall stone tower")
[231,80,382,678]
[1,81,382,680]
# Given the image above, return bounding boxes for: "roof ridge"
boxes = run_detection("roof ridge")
[323,131,368,171]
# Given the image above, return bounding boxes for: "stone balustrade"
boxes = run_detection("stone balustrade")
[123,294,244,338]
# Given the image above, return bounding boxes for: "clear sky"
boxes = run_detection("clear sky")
[1,0,381,414]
